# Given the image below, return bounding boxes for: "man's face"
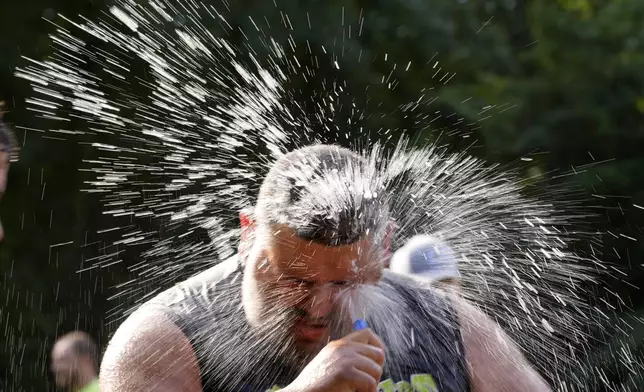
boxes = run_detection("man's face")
[244,225,383,353]
[0,150,8,242]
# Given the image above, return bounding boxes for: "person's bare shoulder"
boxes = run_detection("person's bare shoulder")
[99,308,203,392]
[451,294,552,392]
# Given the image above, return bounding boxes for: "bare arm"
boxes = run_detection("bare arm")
[453,295,552,392]
[99,309,203,392]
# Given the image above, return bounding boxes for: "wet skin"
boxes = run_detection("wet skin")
[245,224,383,350]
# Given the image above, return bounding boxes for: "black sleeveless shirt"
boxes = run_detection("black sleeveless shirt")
[145,256,471,392]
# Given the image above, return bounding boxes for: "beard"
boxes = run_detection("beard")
[249,289,355,374]
[238,253,358,386]
[242,257,353,372]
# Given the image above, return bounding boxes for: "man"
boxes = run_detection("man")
[0,102,18,242]
[390,235,461,293]
[51,331,100,392]
[100,145,550,392]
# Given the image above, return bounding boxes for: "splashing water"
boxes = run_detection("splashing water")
[340,278,417,365]
[12,0,643,390]
[274,143,612,388]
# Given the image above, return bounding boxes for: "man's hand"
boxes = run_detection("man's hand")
[285,328,386,392]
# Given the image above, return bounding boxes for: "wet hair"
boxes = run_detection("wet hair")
[57,331,99,372]
[256,145,389,246]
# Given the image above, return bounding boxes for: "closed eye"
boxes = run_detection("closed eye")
[283,277,314,288]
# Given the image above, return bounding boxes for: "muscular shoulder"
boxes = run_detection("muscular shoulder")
[451,295,551,392]
[100,307,203,392]
[99,307,203,392]
[100,257,241,392]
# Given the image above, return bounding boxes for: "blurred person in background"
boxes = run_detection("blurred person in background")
[51,331,100,392]
[0,101,18,242]
[390,235,461,293]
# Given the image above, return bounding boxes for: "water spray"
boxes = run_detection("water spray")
[11,0,642,389]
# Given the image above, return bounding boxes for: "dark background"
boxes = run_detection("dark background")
[1,0,644,390]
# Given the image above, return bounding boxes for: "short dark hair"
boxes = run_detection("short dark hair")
[59,331,99,371]
[256,145,389,246]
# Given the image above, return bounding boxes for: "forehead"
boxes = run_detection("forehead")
[51,343,70,360]
[265,225,377,281]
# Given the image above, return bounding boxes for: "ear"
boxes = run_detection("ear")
[239,208,256,242]
[238,208,256,259]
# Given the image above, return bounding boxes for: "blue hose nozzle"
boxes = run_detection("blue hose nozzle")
[353,319,368,331]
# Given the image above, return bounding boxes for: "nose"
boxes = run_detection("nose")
[303,285,337,320]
